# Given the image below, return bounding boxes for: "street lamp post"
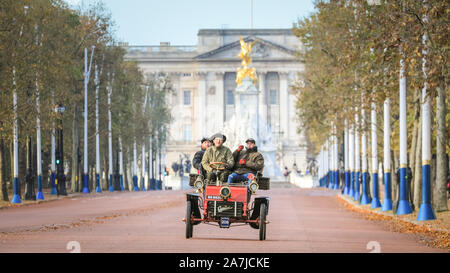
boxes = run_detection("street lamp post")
[354,112,360,201]
[83,46,95,194]
[107,73,114,192]
[95,65,102,193]
[11,5,29,204]
[50,91,57,195]
[149,135,154,190]
[349,121,355,197]
[55,105,67,196]
[361,108,371,205]
[417,2,436,220]
[370,101,381,208]
[397,55,413,215]
[381,98,393,211]
[24,137,36,200]
[344,120,350,194]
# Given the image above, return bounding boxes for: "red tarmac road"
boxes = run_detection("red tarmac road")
[0,184,444,253]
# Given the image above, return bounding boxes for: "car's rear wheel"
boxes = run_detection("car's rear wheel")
[186,201,193,239]
[259,203,266,241]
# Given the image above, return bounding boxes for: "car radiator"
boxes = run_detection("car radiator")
[207,201,243,217]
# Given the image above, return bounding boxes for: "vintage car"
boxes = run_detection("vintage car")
[183,161,270,240]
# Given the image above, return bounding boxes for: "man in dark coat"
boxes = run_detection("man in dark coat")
[192,137,212,177]
[227,138,264,184]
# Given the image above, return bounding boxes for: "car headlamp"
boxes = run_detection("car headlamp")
[194,180,204,189]
[220,186,231,199]
[249,181,259,193]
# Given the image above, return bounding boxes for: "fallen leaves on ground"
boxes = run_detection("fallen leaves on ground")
[337,195,450,251]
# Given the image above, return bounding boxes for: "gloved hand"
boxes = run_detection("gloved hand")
[225,163,233,170]
[237,145,244,152]
[239,159,247,165]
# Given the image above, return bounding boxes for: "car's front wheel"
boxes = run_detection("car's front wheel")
[259,203,266,241]
[186,201,193,239]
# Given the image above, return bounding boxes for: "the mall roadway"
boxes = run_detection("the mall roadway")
[0,182,444,253]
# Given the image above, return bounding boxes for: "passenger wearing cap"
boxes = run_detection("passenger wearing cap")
[227,138,264,184]
[192,137,212,178]
[201,133,234,183]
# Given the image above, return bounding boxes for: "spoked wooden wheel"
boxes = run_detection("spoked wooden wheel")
[259,203,267,241]
[186,201,193,239]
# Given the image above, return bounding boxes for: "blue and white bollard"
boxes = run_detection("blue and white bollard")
[36,174,44,200]
[344,120,350,195]
[133,175,139,191]
[50,172,57,195]
[82,174,90,193]
[141,177,146,191]
[397,57,412,215]
[334,170,339,190]
[370,102,381,208]
[12,177,21,204]
[381,172,392,211]
[344,171,350,195]
[353,113,360,201]
[96,173,102,193]
[12,87,20,203]
[108,174,114,192]
[417,164,435,220]
[397,167,412,214]
[120,175,125,191]
[354,171,360,201]
[381,99,392,211]
[349,123,355,197]
[371,172,381,208]
[333,133,339,190]
[360,111,370,205]
[349,171,354,197]
[417,50,435,220]
[360,172,371,205]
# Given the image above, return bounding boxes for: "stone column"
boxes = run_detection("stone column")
[169,72,181,142]
[288,72,296,142]
[279,72,289,145]
[196,72,207,140]
[215,71,225,131]
[258,72,267,123]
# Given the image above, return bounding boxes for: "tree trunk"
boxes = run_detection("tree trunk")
[103,153,108,190]
[409,89,421,180]
[5,141,11,191]
[368,151,373,197]
[71,103,80,193]
[392,150,399,213]
[431,155,436,207]
[413,116,422,210]
[127,158,133,191]
[0,138,9,201]
[124,153,129,191]
[435,78,448,211]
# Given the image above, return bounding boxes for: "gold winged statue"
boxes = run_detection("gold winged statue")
[236,37,258,86]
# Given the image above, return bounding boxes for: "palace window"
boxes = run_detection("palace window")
[183,90,191,105]
[269,89,278,105]
[183,124,192,142]
[265,72,279,105]
[226,90,234,105]
[224,72,237,106]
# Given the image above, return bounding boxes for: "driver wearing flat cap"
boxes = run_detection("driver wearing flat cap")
[201,133,234,183]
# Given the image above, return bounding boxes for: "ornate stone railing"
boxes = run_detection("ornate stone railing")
[123,45,197,54]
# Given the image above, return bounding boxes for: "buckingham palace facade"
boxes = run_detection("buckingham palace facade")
[124,28,308,174]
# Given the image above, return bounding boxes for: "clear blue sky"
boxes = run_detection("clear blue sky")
[65,0,316,45]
